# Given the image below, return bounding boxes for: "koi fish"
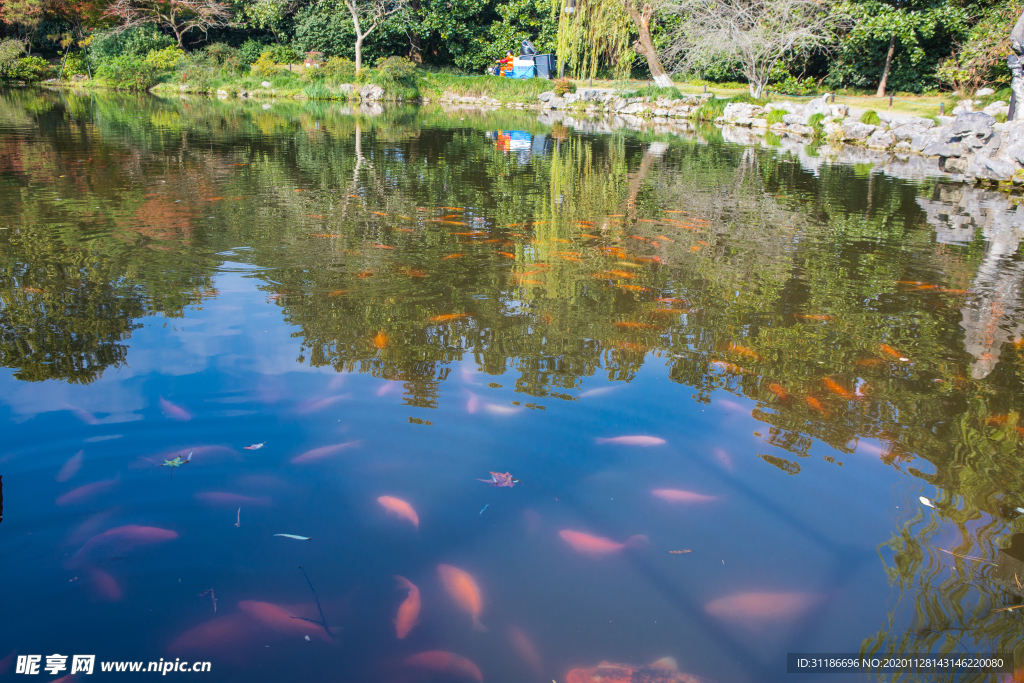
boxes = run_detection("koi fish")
[596,435,665,446]
[519,279,543,285]
[430,313,469,323]
[497,251,515,259]
[705,592,821,623]
[357,270,374,278]
[371,211,389,216]
[237,601,330,641]
[159,397,192,421]
[327,290,349,297]
[373,332,388,349]
[559,529,648,555]
[728,343,762,361]
[57,450,84,482]
[655,235,674,242]
[617,285,652,292]
[377,496,419,528]
[804,396,828,415]
[613,322,656,329]
[404,652,482,683]
[711,361,748,374]
[822,377,853,399]
[394,576,421,639]
[290,441,361,464]
[768,383,789,400]
[74,525,178,563]
[508,625,543,675]
[442,253,465,260]
[651,489,718,503]
[559,255,583,262]
[878,343,909,361]
[690,245,701,252]
[56,477,119,506]
[605,270,636,278]
[794,314,833,321]
[437,565,486,631]
[855,357,883,366]
[371,244,395,250]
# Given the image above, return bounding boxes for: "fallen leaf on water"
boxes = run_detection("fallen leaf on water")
[477,472,520,488]
[244,443,265,450]
[274,534,311,541]
[920,496,935,509]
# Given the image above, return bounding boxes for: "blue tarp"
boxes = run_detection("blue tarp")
[510,65,536,79]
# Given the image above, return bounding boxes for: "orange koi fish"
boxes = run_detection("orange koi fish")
[617,285,651,292]
[497,251,515,259]
[605,270,636,279]
[557,251,583,257]
[377,496,419,528]
[442,253,465,260]
[711,361,748,374]
[306,214,325,218]
[559,255,583,262]
[405,652,482,683]
[519,279,544,285]
[371,244,395,250]
[655,235,674,242]
[554,238,572,244]
[441,206,465,211]
[878,343,909,361]
[430,313,469,323]
[393,576,420,639]
[373,332,388,349]
[613,322,656,329]
[437,565,486,631]
[357,270,374,278]
[206,197,225,201]
[559,529,647,555]
[855,357,883,366]
[293,189,305,193]
[371,211,389,216]
[823,377,853,399]
[690,245,701,252]
[768,383,789,400]
[728,343,762,362]
[328,289,349,297]
[794,314,833,321]
[804,396,828,415]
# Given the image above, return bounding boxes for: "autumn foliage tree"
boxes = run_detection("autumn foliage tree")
[103,0,233,47]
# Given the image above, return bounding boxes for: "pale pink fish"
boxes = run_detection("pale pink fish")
[465,391,480,414]
[56,476,119,506]
[73,525,178,563]
[857,441,884,456]
[377,496,420,528]
[376,382,401,397]
[86,566,122,601]
[291,441,361,464]
[167,613,263,660]
[460,364,483,385]
[595,435,666,446]
[244,442,265,450]
[651,489,719,503]
[508,625,543,675]
[484,403,522,416]
[194,492,272,506]
[713,447,733,471]
[705,592,822,623]
[393,576,421,639]
[56,450,84,482]
[296,394,350,413]
[559,529,648,555]
[159,397,192,421]
[67,510,118,546]
[328,374,347,390]
[579,386,616,398]
[237,600,331,641]
[67,405,99,425]
[404,651,482,683]
[718,399,745,412]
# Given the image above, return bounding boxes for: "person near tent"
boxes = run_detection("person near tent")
[492,51,515,76]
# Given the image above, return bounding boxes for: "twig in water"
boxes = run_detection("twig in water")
[991,604,1024,613]
[296,566,331,638]
[938,548,995,565]
[198,589,217,612]
[234,507,240,528]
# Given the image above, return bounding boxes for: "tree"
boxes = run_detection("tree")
[662,0,843,98]
[342,0,408,72]
[623,0,671,87]
[103,0,233,47]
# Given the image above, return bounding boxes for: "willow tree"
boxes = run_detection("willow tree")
[555,0,672,86]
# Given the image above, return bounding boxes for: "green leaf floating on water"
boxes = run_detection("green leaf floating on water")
[161,449,192,478]
[274,534,311,540]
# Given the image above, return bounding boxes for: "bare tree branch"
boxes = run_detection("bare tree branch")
[661,0,845,98]
[343,0,408,72]
[103,0,232,48]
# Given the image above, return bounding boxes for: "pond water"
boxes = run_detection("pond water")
[2,88,1024,683]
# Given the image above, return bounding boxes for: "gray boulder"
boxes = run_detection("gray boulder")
[620,102,646,115]
[923,142,964,158]
[976,87,995,97]
[866,130,895,149]
[983,101,1009,118]
[787,124,815,137]
[782,114,803,126]
[360,84,385,101]
[841,121,876,141]
[722,102,765,120]
[538,91,555,102]
[801,94,832,124]
[967,154,1018,181]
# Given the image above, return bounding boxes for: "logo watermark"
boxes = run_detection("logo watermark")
[15,655,211,675]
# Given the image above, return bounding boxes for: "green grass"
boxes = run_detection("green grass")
[766,109,786,125]
[418,72,552,103]
[808,112,825,136]
[693,94,767,121]
[859,110,881,125]
[626,85,685,100]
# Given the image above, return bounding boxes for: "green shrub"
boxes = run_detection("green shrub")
[90,26,173,65]
[859,109,881,125]
[8,57,52,82]
[239,38,270,65]
[96,55,162,90]
[694,96,727,120]
[203,42,243,73]
[144,46,186,69]
[808,112,825,135]
[321,56,356,81]
[0,39,26,77]
[772,75,818,96]
[553,77,575,96]
[250,51,279,77]
[61,52,88,77]
[265,44,298,64]
[766,109,786,125]
[373,56,417,85]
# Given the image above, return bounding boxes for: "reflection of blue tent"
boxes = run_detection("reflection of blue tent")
[508,130,532,150]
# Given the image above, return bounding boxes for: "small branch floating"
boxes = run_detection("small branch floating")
[275,534,311,541]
